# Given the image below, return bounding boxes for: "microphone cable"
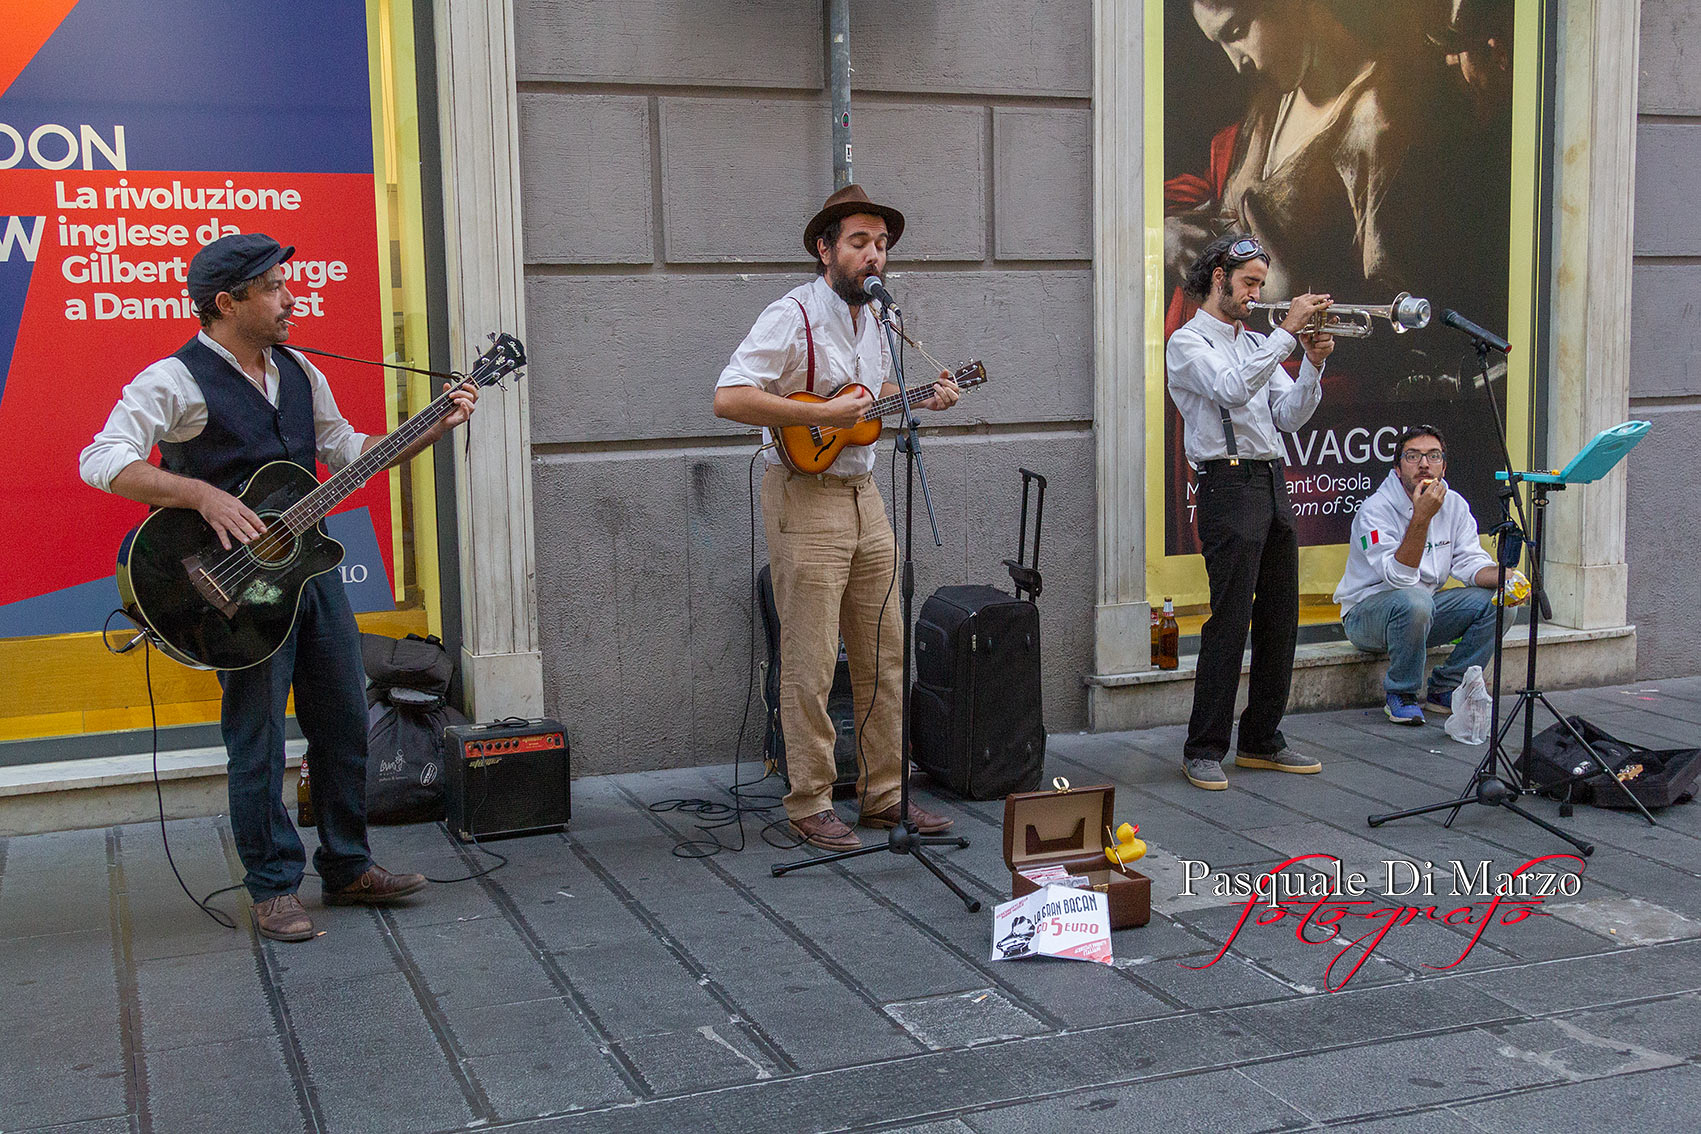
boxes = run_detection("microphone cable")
[102,609,240,929]
[648,447,791,856]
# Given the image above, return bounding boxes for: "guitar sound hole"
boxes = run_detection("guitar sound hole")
[248,512,299,570]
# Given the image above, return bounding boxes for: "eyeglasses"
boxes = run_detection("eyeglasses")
[1401,449,1446,465]
[1225,236,1267,265]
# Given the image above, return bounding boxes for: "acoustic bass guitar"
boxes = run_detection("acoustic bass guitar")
[116,334,526,671]
[774,360,987,475]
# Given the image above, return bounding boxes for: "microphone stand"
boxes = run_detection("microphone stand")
[773,300,980,912]
[1367,336,1594,856]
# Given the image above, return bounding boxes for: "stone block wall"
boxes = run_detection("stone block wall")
[512,1,1095,773]
[1628,0,1701,678]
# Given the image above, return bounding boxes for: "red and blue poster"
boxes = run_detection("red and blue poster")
[0,0,396,637]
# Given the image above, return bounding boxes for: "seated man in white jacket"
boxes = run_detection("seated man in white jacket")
[1334,425,1527,725]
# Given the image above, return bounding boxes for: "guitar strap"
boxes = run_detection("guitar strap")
[791,298,815,393]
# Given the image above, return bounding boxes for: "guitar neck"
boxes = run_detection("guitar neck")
[276,388,461,535]
[863,381,942,422]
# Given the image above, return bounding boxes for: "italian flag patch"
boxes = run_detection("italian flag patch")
[1359,530,1381,549]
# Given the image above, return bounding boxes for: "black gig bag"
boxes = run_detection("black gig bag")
[757,565,859,797]
[1525,715,1701,810]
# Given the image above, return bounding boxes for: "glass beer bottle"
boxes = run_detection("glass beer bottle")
[1157,597,1180,671]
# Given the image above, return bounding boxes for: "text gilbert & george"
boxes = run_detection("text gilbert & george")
[1176,853,1588,991]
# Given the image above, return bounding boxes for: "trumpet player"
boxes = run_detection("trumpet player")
[1166,233,1333,791]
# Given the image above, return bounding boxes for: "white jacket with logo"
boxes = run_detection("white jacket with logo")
[1333,470,1497,616]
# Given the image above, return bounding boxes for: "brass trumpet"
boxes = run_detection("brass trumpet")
[1247,292,1432,338]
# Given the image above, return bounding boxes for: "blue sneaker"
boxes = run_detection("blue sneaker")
[1384,693,1426,726]
[1424,689,1454,716]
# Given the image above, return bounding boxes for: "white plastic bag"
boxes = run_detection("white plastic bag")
[1444,665,1492,744]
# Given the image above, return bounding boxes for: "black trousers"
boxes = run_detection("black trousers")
[1184,459,1299,761]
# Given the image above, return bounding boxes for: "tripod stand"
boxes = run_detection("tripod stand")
[1489,476,1655,825]
[773,305,980,913]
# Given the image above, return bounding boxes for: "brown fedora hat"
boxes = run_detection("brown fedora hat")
[803,184,905,257]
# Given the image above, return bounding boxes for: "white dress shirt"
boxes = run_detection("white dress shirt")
[717,275,893,477]
[1166,309,1325,466]
[79,330,369,493]
[1333,470,1497,615]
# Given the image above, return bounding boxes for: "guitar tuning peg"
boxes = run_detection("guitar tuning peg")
[487,332,496,341]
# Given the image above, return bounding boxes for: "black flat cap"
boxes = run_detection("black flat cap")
[187,233,294,307]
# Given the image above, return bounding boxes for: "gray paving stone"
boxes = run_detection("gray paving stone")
[1480,1015,1686,1079]
[265,907,401,988]
[551,938,738,1041]
[959,1067,1309,1133]
[8,1118,133,1134]
[285,972,477,1133]
[1453,1062,1701,1131]
[0,931,126,1131]
[466,1045,635,1122]
[397,913,561,1010]
[885,988,1050,1050]
[141,1034,301,1133]
[616,1025,781,1096]
[1118,950,1300,1009]
[1223,976,1521,1054]
[1463,938,1701,1015]
[1323,1111,1483,1132]
[1238,1028,1568,1121]
[136,948,274,1052]
[1551,990,1701,1061]
[984,952,1175,1029]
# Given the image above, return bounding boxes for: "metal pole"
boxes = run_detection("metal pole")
[829,0,851,188]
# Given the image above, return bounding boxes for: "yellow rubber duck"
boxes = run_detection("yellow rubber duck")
[1105,822,1146,867]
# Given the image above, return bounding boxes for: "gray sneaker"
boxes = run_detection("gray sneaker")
[1235,748,1322,774]
[1183,757,1229,790]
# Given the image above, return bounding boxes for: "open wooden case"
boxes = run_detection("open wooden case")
[1002,781,1151,929]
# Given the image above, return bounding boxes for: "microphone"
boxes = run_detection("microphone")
[862,275,898,311]
[1440,308,1512,354]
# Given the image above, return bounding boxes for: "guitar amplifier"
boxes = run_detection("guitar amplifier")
[442,719,570,841]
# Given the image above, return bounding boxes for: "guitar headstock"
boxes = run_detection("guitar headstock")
[953,360,989,389]
[468,333,527,388]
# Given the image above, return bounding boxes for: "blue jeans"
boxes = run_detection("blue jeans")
[218,574,372,900]
[1342,586,1498,698]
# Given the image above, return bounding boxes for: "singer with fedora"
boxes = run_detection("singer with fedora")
[714,186,960,850]
[79,233,478,941]
[1167,233,1333,791]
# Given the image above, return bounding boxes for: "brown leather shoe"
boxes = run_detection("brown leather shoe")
[253,893,315,942]
[322,864,427,906]
[859,802,954,834]
[788,809,862,851]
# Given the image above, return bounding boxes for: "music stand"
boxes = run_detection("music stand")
[1369,419,1651,845]
[1493,421,1654,822]
[772,304,981,913]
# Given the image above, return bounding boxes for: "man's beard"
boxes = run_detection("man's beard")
[826,264,871,308]
[1216,277,1249,321]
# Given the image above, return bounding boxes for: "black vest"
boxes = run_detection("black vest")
[159,337,318,494]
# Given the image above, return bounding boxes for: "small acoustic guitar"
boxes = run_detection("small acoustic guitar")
[774,360,988,475]
[115,334,526,671]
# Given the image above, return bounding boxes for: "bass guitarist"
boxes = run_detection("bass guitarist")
[78,233,478,942]
[713,186,959,851]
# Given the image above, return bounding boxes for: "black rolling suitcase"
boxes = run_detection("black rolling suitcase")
[910,470,1047,799]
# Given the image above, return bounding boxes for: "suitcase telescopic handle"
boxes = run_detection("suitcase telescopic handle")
[1004,468,1047,602]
